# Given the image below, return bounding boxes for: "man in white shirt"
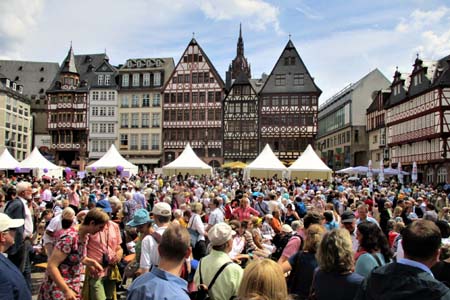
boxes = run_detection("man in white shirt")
[139,202,172,273]
[207,197,224,231]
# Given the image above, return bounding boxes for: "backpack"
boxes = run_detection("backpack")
[190,260,233,300]
[295,200,307,218]
[272,232,292,260]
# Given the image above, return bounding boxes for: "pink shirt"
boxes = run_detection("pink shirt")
[86,221,122,278]
[232,206,260,222]
[68,190,80,207]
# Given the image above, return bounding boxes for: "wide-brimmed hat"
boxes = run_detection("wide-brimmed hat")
[127,209,151,227]
[0,213,24,232]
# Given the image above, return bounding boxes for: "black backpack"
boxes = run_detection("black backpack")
[272,232,293,260]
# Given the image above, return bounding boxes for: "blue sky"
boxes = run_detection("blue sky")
[1,0,450,102]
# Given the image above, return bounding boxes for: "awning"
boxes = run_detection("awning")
[128,158,160,164]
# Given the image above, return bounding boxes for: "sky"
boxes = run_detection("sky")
[1,0,450,103]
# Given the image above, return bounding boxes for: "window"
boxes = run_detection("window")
[438,167,447,183]
[143,73,150,86]
[275,74,286,86]
[153,93,160,106]
[121,96,129,108]
[291,96,298,106]
[120,134,128,146]
[426,168,434,184]
[376,153,381,162]
[132,73,140,87]
[122,74,129,87]
[107,123,114,133]
[108,91,115,101]
[354,129,359,143]
[151,133,160,150]
[154,72,161,86]
[104,74,110,86]
[130,134,138,150]
[281,96,289,106]
[99,124,106,133]
[100,140,108,152]
[91,123,98,133]
[152,113,160,127]
[293,73,304,86]
[92,107,99,116]
[142,94,150,107]
[92,140,98,152]
[132,95,139,107]
[142,113,149,128]
[373,135,378,144]
[120,113,128,128]
[99,107,106,116]
[100,91,107,100]
[141,134,149,150]
[414,73,422,86]
[92,91,99,101]
[131,113,139,128]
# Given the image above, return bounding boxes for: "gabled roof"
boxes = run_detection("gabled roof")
[260,39,321,95]
[367,89,390,113]
[162,38,224,92]
[61,45,78,74]
[0,60,59,97]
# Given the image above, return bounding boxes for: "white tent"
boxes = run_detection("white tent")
[0,148,20,170]
[86,144,138,175]
[243,144,287,179]
[288,145,333,180]
[162,143,212,176]
[18,147,63,178]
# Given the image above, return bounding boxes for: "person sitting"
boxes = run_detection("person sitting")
[355,219,450,299]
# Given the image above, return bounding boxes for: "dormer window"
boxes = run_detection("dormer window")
[156,59,161,67]
[137,61,142,68]
[18,66,23,71]
[40,67,44,72]
[146,60,153,67]
[40,77,44,82]
[127,60,133,68]
[393,84,401,96]
[105,75,110,86]
[98,74,104,85]
[5,79,10,88]
[12,83,16,90]
[413,73,422,86]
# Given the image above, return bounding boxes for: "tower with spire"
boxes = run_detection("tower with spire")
[226,24,251,90]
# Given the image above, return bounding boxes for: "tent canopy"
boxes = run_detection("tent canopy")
[162,143,212,176]
[18,147,63,178]
[86,144,138,175]
[0,148,20,170]
[288,145,332,180]
[244,144,287,179]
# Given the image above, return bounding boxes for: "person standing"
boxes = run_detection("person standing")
[0,213,31,300]
[127,224,191,300]
[355,219,450,300]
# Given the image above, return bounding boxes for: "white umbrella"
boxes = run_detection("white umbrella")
[398,162,404,185]
[412,161,418,183]
[379,160,384,184]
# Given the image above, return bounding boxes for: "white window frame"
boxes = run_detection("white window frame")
[141,134,149,150]
[153,93,160,106]
[142,113,149,128]
[143,73,150,86]
[98,74,104,86]
[151,133,160,150]
[152,113,160,127]
[105,74,111,86]
[121,113,128,128]
[153,72,161,86]
[131,113,139,128]
[130,134,138,150]
[132,73,140,87]
[122,74,129,87]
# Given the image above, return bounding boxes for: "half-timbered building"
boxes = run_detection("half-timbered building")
[366,89,390,166]
[259,39,321,161]
[47,46,91,169]
[223,72,264,162]
[162,38,224,167]
[385,55,450,183]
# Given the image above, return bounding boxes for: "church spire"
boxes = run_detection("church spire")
[237,23,244,56]
[61,43,78,74]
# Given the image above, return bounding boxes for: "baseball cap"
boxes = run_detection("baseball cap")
[0,213,24,232]
[341,211,356,223]
[127,209,151,227]
[151,202,172,217]
[208,223,236,246]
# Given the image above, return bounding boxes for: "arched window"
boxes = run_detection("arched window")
[426,168,434,184]
[437,167,447,183]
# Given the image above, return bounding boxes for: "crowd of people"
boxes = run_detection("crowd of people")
[1,170,450,300]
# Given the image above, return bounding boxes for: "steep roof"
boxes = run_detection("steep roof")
[260,39,321,95]
[0,60,59,98]
[61,45,78,74]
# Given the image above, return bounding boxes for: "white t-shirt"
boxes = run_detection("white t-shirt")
[43,215,62,245]
[140,225,167,270]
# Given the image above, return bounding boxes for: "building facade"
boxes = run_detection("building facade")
[0,60,59,152]
[117,58,174,170]
[385,56,450,184]
[88,58,119,160]
[259,40,321,161]
[162,38,224,166]
[0,74,32,160]
[366,89,390,166]
[317,69,390,170]
[47,46,104,169]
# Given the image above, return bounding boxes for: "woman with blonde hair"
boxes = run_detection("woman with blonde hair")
[238,259,291,300]
[188,202,206,259]
[281,224,325,300]
[312,229,363,300]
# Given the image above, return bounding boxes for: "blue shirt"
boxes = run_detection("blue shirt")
[0,254,31,300]
[127,266,189,300]
[397,258,434,277]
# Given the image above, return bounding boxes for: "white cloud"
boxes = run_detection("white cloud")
[396,6,449,32]
[295,2,323,20]
[198,0,282,34]
[0,0,45,58]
